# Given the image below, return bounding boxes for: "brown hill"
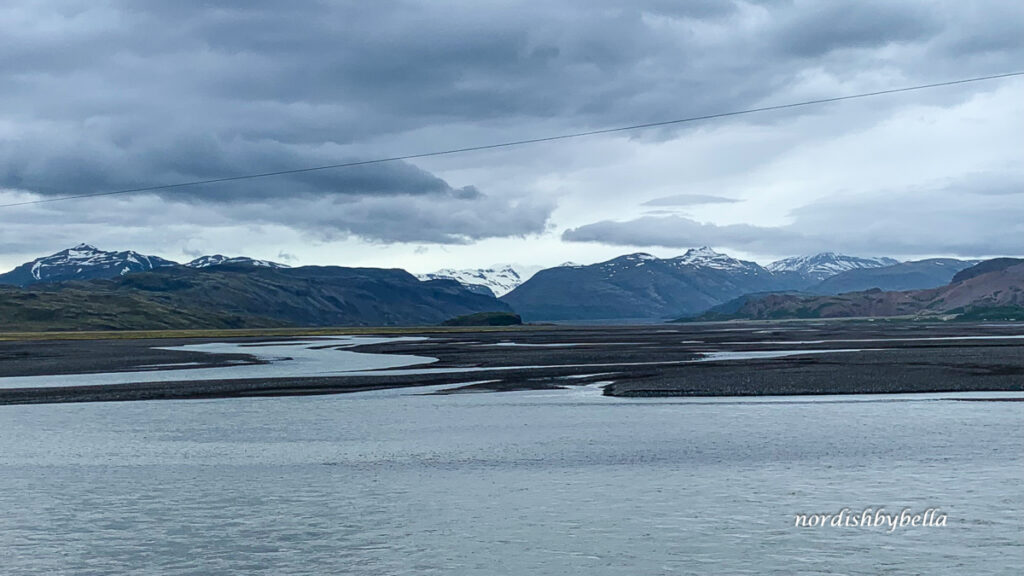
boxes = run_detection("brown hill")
[694,262,1024,321]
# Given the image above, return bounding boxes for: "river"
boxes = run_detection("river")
[0,384,1020,574]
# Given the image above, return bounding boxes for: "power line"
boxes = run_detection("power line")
[2,70,1021,210]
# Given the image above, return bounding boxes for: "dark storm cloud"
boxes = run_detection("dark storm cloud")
[3,130,457,202]
[1,0,1020,246]
[771,1,941,57]
[8,1,1010,139]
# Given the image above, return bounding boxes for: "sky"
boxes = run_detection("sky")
[1,0,1022,275]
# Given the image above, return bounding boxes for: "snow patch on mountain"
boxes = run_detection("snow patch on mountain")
[418,265,523,297]
[670,246,763,273]
[0,243,179,286]
[767,252,900,282]
[185,255,289,269]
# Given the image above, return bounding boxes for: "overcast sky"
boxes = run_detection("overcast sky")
[1,0,1022,274]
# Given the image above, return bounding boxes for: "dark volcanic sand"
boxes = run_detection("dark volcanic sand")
[0,321,1022,404]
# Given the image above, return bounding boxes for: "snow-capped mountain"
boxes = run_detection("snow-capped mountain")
[582,248,765,276]
[766,252,900,283]
[670,246,766,274]
[185,255,289,269]
[502,248,783,321]
[418,265,524,297]
[0,244,178,287]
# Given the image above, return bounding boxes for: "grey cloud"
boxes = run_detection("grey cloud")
[941,172,1024,196]
[1,1,1021,252]
[0,179,557,251]
[5,1,1015,147]
[642,209,691,216]
[562,215,814,254]
[1,117,461,201]
[256,194,554,245]
[643,194,740,207]
[787,176,1024,256]
[564,172,1024,257]
[933,2,1024,58]
[772,1,941,57]
[0,120,553,242]
[1,177,553,248]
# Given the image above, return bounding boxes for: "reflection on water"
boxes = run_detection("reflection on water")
[0,389,1020,575]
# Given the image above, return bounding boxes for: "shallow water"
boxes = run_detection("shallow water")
[0,389,1020,575]
[0,336,436,389]
[695,349,865,362]
[731,334,1024,345]
[481,342,641,347]
[0,337,869,390]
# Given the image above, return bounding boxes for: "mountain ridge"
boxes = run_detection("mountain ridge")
[689,260,1024,321]
[0,244,178,287]
[0,265,511,330]
[502,249,987,322]
[1,245,1011,326]
[185,255,289,269]
[0,245,291,287]
[766,252,899,284]
[810,258,979,295]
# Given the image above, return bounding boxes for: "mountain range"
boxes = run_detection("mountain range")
[0,245,527,298]
[808,258,978,294]
[0,264,509,330]
[0,244,288,287]
[0,244,179,287]
[499,247,966,321]
[766,252,899,285]
[0,244,1015,329]
[692,259,1024,321]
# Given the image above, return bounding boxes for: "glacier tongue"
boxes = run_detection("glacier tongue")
[417,265,524,297]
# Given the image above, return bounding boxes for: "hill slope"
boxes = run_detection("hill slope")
[0,265,511,331]
[810,258,977,294]
[689,261,1024,321]
[950,258,1024,284]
